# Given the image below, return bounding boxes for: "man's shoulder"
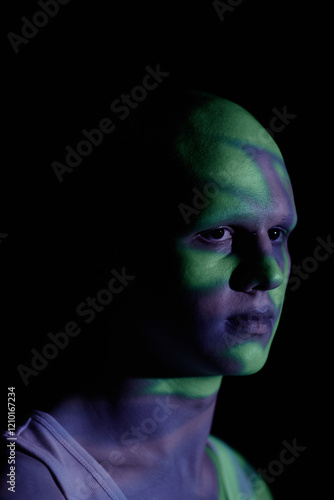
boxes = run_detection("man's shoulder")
[0,449,65,500]
[208,435,274,500]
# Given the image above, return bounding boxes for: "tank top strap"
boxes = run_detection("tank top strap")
[15,410,128,500]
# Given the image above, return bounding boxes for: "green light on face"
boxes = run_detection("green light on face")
[134,93,297,378]
[176,245,240,290]
[223,341,271,376]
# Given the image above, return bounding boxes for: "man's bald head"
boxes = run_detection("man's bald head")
[169,91,282,161]
[116,91,291,232]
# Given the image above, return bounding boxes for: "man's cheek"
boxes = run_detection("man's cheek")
[176,247,239,290]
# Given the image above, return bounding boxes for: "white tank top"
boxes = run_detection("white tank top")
[5,410,272,499]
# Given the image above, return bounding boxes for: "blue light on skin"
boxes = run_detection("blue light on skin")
[175,139,297,376]
[48,94,297,499]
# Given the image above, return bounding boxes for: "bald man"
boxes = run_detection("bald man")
[1,91,297,499]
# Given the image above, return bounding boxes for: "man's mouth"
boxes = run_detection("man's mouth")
[225,310,273,336]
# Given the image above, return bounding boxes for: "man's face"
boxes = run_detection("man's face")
[128,96,297,376]
[174,138,297,375]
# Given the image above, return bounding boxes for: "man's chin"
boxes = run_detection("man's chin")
[217,341,272,376]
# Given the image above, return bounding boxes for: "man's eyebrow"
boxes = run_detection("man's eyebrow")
[276,213,298,230]
[185,211,256,233]
[186,208,298,234]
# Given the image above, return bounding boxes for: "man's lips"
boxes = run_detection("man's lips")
[225,310,273,336]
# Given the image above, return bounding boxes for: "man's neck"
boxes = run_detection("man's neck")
[48,376,223,497]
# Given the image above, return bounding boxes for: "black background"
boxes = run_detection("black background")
[1,1,332,498]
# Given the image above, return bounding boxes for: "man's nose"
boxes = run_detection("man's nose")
[230,236,285,292]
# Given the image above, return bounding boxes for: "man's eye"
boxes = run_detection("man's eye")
[268,227,286,242]
[197,227,233,243]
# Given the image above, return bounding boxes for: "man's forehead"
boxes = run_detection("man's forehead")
[177,137,289,193]
[172,97,288,193]
[209,141,290,191]
[179,140,296,232]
